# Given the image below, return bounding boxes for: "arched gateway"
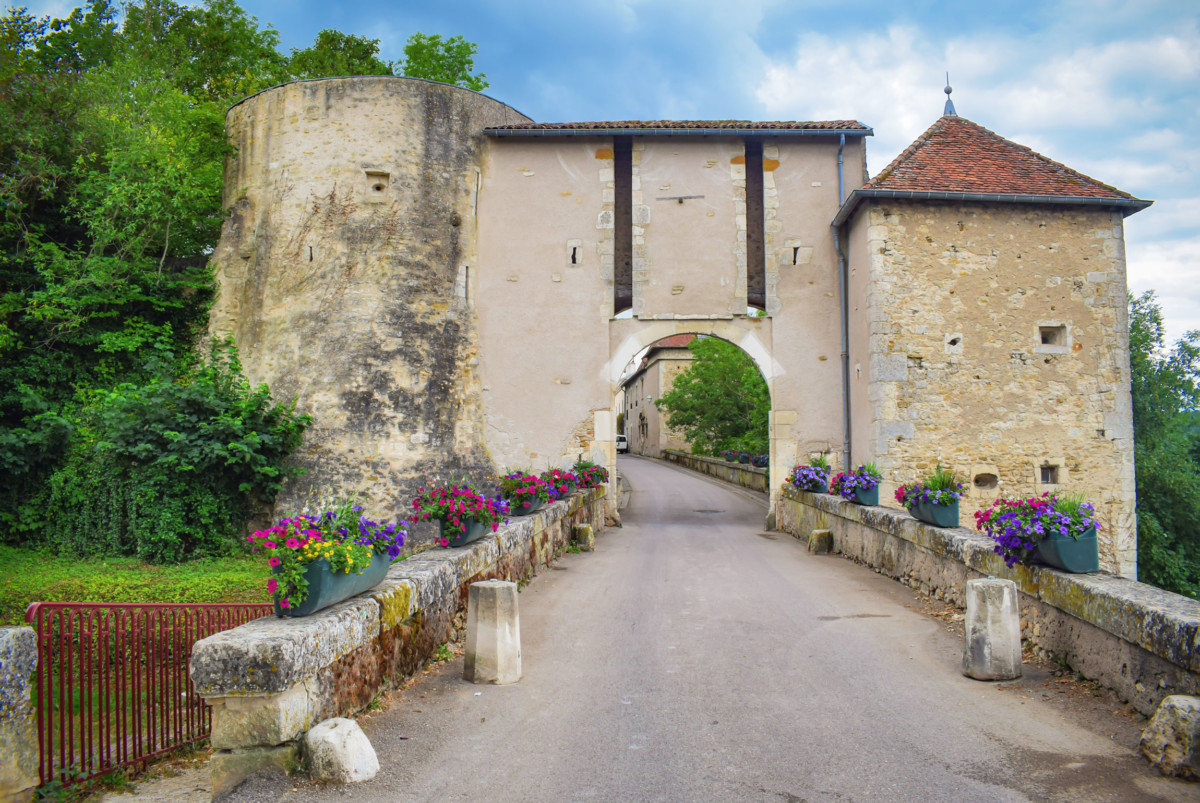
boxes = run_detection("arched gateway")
[209,76,1149,576]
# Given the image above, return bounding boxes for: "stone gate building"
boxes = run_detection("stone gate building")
[207,76,1149,576]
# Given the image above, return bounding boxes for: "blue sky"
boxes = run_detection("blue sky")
[29,0,1200,344]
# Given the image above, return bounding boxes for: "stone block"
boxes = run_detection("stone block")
[464,581,522,685]
[962,578,1022,681]
[0,627,37,803]
[573,523,595,552]
[209,679,316,750]
[304,718,379,783]
[210,743,298,801]
[1140,695,1200,779]
[808,529,833,554]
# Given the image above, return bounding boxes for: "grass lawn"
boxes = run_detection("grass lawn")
[0,546,269,626]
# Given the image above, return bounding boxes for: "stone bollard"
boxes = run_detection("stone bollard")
[464,581,522,685]
[573,523,595,552]
[962,577,1022,681]
[0,627,38,803]
[808,529,833,554]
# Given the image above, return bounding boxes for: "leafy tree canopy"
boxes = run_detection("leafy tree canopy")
[402,32,488,91]
[288,29,394,79]
[654,337,769,455]
[1129,291,1200,598]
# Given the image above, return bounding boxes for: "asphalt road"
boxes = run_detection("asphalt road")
[119,456,1193,802]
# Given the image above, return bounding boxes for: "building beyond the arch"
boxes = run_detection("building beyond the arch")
[207,77,1149,577]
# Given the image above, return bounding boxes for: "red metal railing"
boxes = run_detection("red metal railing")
[24,602,272,787]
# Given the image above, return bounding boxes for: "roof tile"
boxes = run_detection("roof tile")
[866,115,1138,201]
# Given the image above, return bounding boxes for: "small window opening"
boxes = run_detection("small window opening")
[1040,325,1066,346]
[948,337,961,347]
[792,247,800,265]
[570,246,578,265]
[365,170,390,201]
[973,473,998,490]
[308,246,313,262]
[1040,464,1059,484]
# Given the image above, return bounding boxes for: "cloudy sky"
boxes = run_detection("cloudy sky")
[28,0,1200,344]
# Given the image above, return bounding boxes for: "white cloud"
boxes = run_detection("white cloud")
[754,18,1200,341]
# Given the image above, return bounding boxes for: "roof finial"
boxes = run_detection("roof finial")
[943,72,957,116]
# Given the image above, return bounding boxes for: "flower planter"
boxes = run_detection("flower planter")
[738,455,750,464]
[913,499,959,528]
[440,519,489,548]
[511,498,545,516]
[1035,526,1099,573]
[274,551,389,618]
[851,486,879,506]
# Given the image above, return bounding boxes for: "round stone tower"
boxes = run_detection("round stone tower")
[207,77,531,519]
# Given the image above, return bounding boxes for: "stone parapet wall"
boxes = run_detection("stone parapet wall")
[662,450,768,493]
[776,486,1199,715]
[190,487,605,798]
[0,627,37,802]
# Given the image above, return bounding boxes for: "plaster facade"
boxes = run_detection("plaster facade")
[207,76,1143,576]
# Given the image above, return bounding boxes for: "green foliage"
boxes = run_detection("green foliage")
[37,340,311,562]
[402,33,488,90]
[1129,292,1200,598]
[0,1,484,564]
[655,337,770,455]
[288,29,395,79]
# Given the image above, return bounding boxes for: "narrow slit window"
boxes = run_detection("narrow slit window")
[613,137,633,314]
[745,138,766,311]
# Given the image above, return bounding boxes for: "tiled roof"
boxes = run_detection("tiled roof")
[486,120,871,135]
[832,115,1151,224]
[867,115,1138,199]
[649,334,698,349]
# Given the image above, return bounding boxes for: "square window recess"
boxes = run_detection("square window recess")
[365,171,390,201]
[1040,464,1059,484]
[1040,325,1066,347]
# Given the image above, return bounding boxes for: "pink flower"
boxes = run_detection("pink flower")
[280,598,290,608]
[439,538,449,546]
[286,538,301,549]
[264,540,277,549]
[267,578,278,593]
[269,556,281,567]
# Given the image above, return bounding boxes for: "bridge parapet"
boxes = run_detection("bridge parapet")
[190,487,605,798]
[777,486,1200,715]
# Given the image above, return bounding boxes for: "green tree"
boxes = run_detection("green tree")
[402,33,488,90]
[654,337,770,455]
[1130,292,1200,598]
[287,29,394,79]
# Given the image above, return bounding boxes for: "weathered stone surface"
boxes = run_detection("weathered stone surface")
[207,77,532,523]
[465,580,522,685]
[1140,695,1200,778]
[856,202,1137,577]
[807,529,832,554]
[963,578,1022,681]
[0,627,37,803]
[0,624,36,801]
[210,680,317,750]
[304,718,379,783]
[777,487,1200,713]
[573,523,595,551]
[211,743,298,801]
[191,596,382,697]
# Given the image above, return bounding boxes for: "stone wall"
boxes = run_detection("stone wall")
[206,77,531,521]
[662,450,768,494]
[0,628,37,802]
[851,201,1136,576]
[775,486,1199,715]
[190,487,605,798]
